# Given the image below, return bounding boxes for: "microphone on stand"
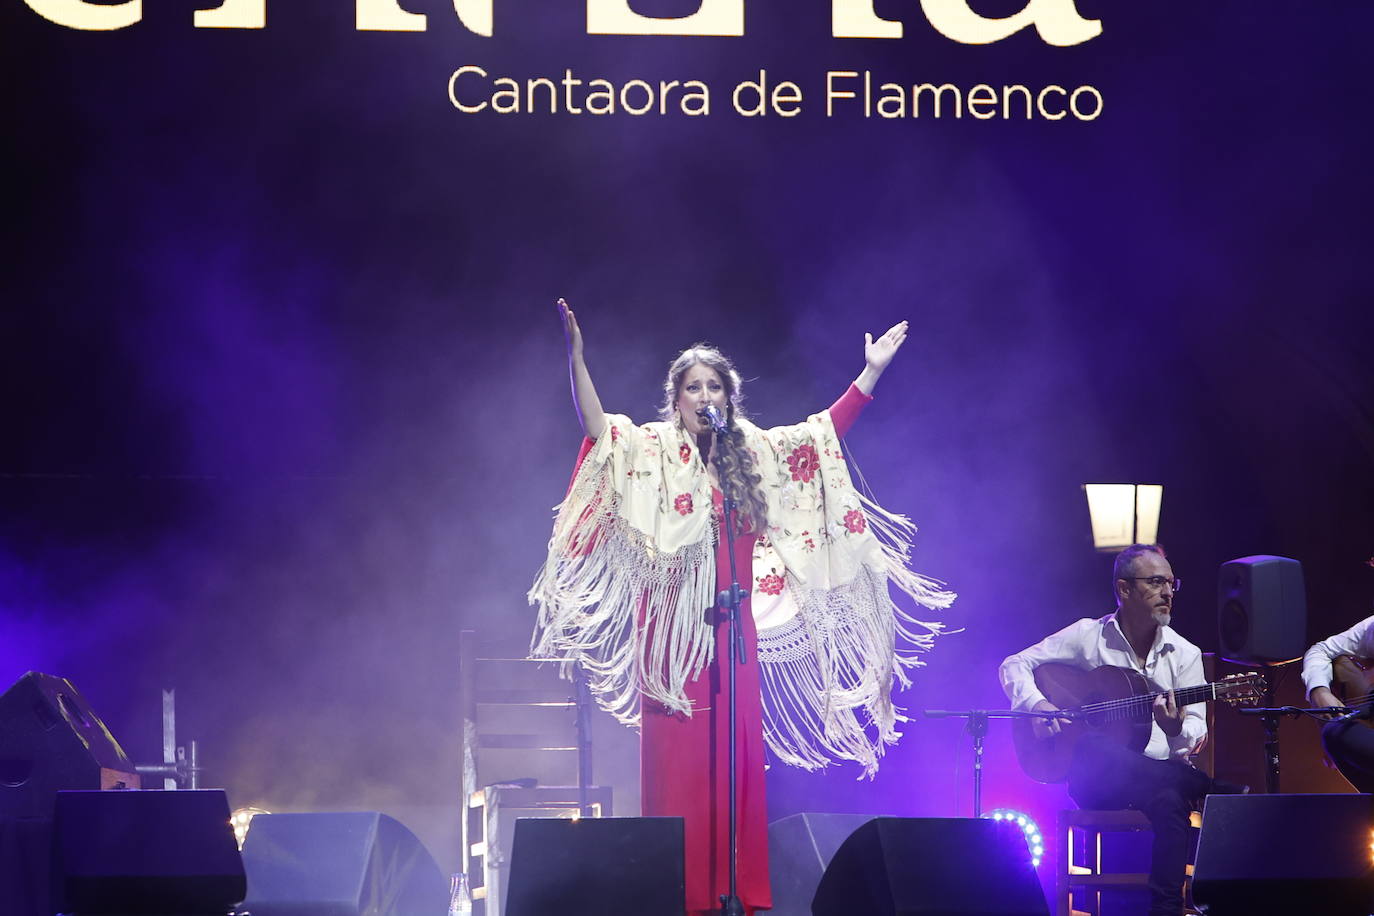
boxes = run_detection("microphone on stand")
[698,404,729,435]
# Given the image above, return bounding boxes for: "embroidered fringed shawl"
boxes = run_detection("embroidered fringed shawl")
[528,408,954,776]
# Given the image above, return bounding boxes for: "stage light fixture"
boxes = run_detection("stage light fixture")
[1083,483,1162,551]
[230,806,271,849]
[982,808,1043,867]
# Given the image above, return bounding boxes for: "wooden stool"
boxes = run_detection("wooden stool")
[1058,808,1202,916]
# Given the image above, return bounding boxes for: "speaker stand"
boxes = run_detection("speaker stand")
[1226,659,1298,793]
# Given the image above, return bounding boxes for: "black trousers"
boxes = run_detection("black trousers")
[1321,715,1374,793]
[1066,734,1210,916]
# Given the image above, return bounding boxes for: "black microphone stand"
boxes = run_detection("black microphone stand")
[711,419,747,916]
[922,708,1074,816]
[1238,704,1354,793]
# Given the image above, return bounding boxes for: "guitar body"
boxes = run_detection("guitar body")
[1012,663,1155,784]
[1333,654,1374,722]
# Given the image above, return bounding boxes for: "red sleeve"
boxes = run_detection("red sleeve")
[828,383,873,438]
[567,436,596,494]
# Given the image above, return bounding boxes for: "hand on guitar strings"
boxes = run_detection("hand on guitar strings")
[1309,685,1353,720]
[1152,689,1185,738]
[1031,699,1070,738]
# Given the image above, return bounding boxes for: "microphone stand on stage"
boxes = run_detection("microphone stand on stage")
[922,708,1076,817]
[717,491,747,916]
[704,405,746,916]
[1238,704,1354,793]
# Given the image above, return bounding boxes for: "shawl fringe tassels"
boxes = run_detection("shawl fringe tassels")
[756,492,954,777]
[528,429,717,724]
[530,409,954,775]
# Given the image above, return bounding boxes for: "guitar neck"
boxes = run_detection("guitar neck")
[1079,680,1222,720]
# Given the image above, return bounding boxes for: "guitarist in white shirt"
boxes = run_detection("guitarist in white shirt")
[999,544,1231,916]
[1303,613,1374,792]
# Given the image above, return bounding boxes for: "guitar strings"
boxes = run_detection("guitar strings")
[1070,680,1263,722]
[1332,689,1374,708]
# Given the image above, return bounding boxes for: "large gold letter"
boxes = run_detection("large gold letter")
[832,0,901,39]
[357,0,426,31]
[587,0,742,37]
[195,0,264,29]
[23,0,140,30]
[452,0,492,36]
[920,0,1100,47]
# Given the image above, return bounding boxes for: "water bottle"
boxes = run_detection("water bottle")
[447,872,473,916]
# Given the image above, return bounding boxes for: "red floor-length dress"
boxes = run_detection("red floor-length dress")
[637,386,870,915]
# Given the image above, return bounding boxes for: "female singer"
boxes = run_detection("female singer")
[531,300,953,915]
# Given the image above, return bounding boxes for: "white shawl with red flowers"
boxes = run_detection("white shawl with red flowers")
[528,408,954,775]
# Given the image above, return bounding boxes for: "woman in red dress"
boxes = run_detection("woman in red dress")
[532,300,953,915]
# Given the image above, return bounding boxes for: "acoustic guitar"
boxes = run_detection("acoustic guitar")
[1012,663,1263,784]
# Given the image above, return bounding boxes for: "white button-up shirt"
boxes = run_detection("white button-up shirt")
[999,613,1207,761]
[1302,613,1374,700]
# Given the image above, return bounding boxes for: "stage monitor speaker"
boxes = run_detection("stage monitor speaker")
[766,812,874,916]
[53,788,246,914]
[1217,555,1306,663]
[1192,793,1374,916]
[241,811,447,916]
[812,817,1048,916]
[0,671,138,818]
[504,816,685,916]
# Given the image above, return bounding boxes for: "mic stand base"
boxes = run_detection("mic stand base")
[719,895,746,916]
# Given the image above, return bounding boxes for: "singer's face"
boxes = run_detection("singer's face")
[676,364,727,436]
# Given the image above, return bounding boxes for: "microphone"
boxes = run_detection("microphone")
[698,404,728,434]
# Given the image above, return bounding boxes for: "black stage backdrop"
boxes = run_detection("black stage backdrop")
[3,0,1372,877]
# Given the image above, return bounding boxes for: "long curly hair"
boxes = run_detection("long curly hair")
[659,345,768,533]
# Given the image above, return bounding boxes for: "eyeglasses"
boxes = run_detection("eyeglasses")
[1123,575,1182,593]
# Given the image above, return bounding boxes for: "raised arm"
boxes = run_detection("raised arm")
[828,320,908,437]
[559,298,606,440]
[852,319,908,395]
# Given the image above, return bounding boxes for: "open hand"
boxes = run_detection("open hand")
[558,298,584,361]
[865,320,908,373]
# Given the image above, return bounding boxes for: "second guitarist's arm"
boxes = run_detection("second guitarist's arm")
[1303,614,1374,706]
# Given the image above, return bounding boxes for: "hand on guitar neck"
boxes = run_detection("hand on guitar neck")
[1152,689,1184,737]
[1033,688,1184,739]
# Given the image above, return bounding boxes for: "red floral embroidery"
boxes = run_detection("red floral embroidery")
[680,443,692,464]
[804,537,816,551]
[843,509,866,534]
[787,443,820,483]
[756,573,785,595]
[610,426,620,442]
[674,493,694,516]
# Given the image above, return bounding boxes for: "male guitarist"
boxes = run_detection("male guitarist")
[1000,544,1233,916]
[1303,613,1374,791]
